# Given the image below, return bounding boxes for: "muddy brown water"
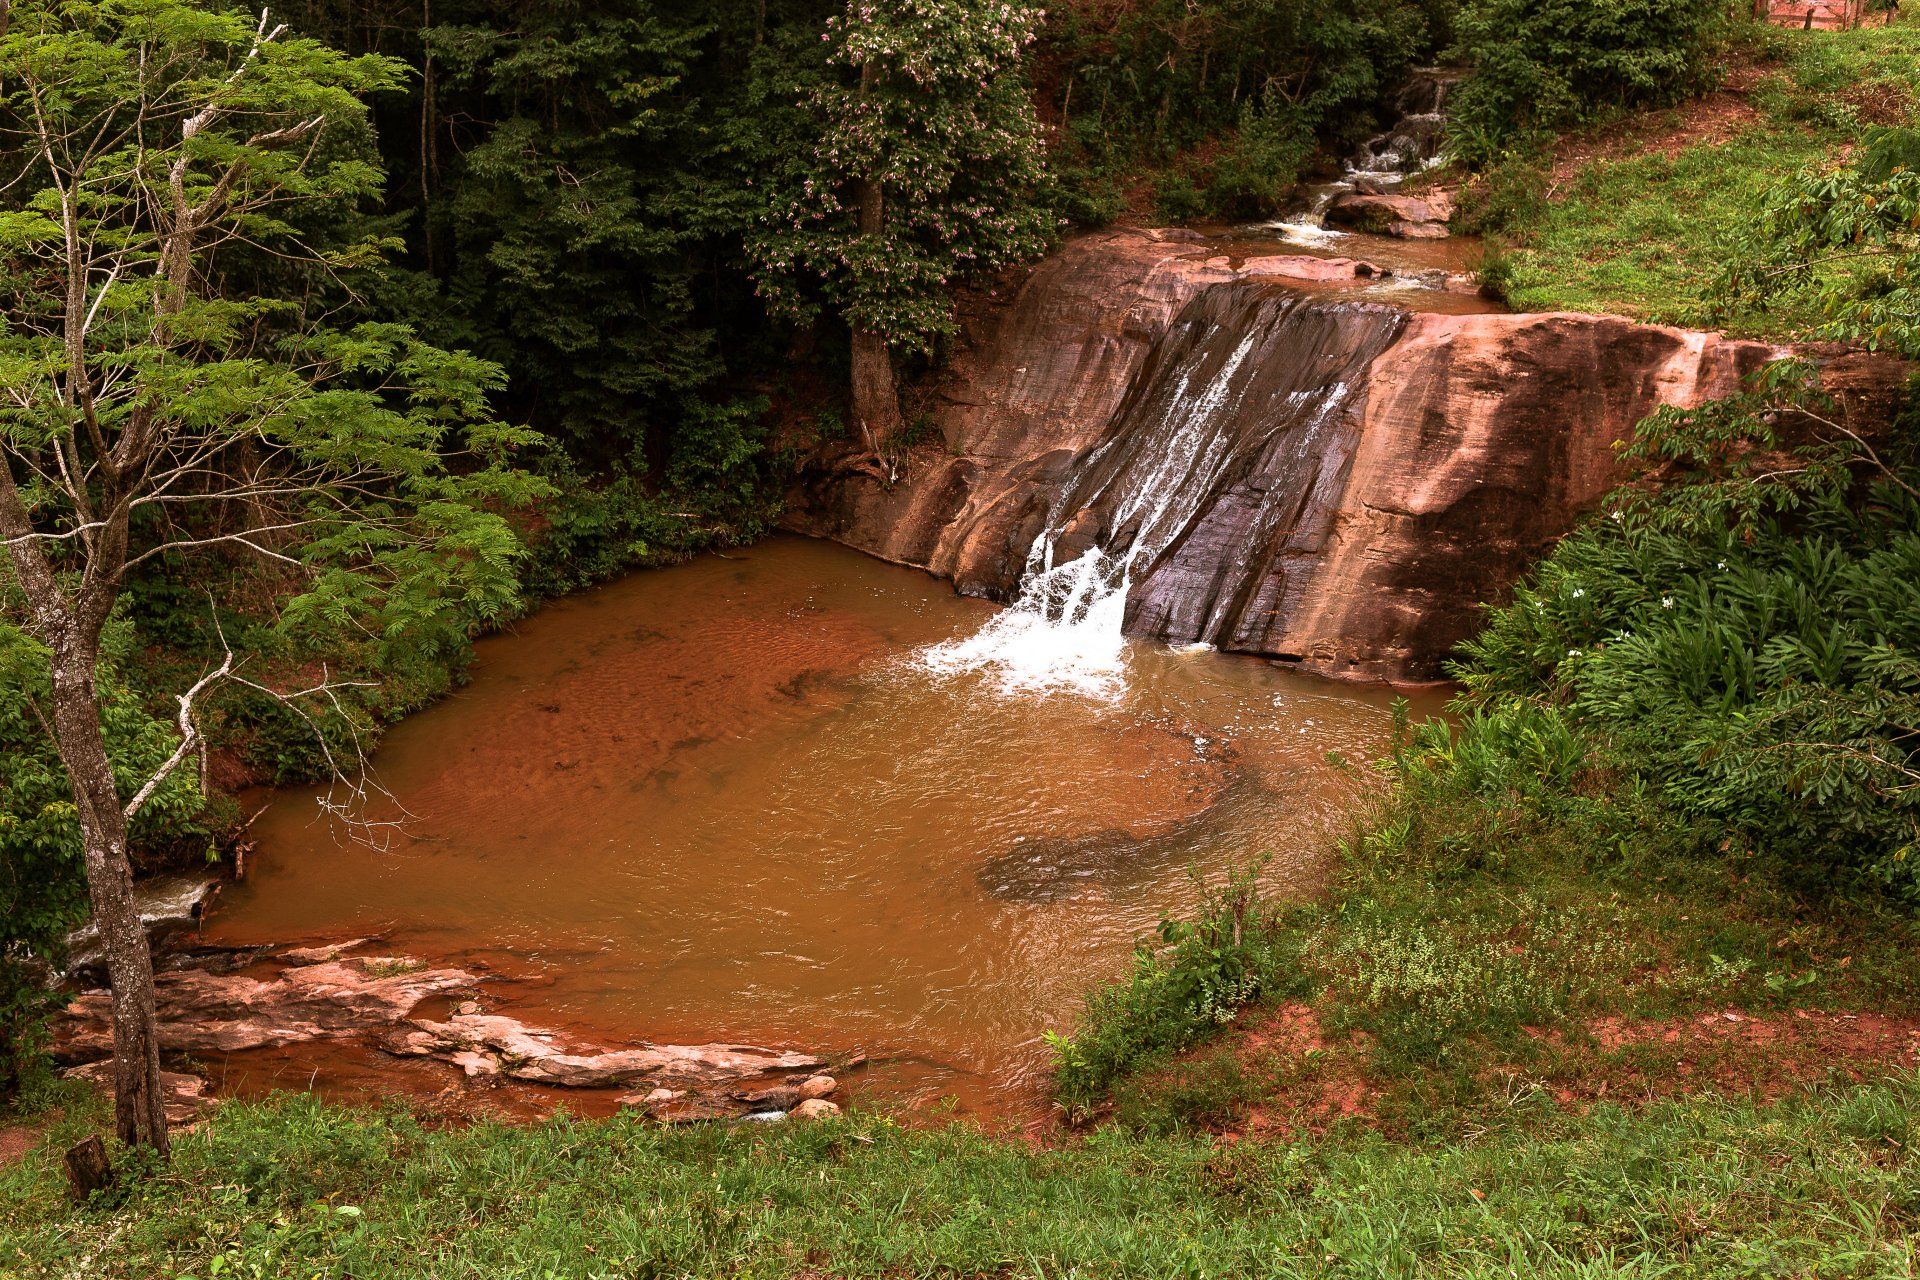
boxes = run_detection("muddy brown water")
[205,536,1445,1115]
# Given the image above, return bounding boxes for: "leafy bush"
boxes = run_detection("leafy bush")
[1447,0,1731,166]
[1043,0,1439,222]
[519,398,788,601]
[1049,866,1301,1118]
[0,620,212,1095]
[1455,364,1920,900]
[1201,97,1319,219]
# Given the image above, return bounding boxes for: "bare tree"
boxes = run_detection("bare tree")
[0,1,539,1153]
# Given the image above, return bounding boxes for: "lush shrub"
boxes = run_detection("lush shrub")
[1049,866,1302,1118]
[1201,97,1320,219]
[1455,367,1920,900]
[519,399,787,600]
[1447,0,1731,165]
[1043,0,1440,222]
[0,620,212,1095]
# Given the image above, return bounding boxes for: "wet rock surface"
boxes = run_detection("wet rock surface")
[57,954,476,1061]
[65,874,222,983]
[383,1012,828,1090]
[1324,190,1456,239]
[58,941,850,1123]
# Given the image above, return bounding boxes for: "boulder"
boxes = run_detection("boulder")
[1324,191,1456,237]
[792,1099,842,1120]
[796,1075,837,1100]
[65,874,221,981]
[1236,254,1385,283]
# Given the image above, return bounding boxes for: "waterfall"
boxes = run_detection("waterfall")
[1256,69,1458,246]
[920,285,1405,698]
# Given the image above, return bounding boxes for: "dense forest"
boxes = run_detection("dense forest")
[4,0,1920,1270]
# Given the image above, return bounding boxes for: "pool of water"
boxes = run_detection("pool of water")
[205,536,1443,1112]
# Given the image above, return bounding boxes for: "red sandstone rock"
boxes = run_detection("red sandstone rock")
[1325,191,1455,237]
[63,1060,211,1127]
[1237,255,1381,283]
[58,956,476,1060]
[383,1011,828,1089]
[786,229,1907,682]
[785,230,1253,600]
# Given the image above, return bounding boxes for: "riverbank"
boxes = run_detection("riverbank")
[0,1085,1902,1274]
[8,827,1920,1278]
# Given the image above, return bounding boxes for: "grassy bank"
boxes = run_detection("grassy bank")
[1470,15,1920,328]
[5,1070,1920,1277]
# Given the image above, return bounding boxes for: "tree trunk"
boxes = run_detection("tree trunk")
[64,1135,113,1202]
[849,172,902,456]
[47,644,170,1155]
[849,324,902,457]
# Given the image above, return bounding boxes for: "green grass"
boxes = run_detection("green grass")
[1486,17,1920,329]
[5,1074,1920,1278]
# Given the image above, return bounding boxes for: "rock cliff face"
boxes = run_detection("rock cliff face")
[785,228,1898,682]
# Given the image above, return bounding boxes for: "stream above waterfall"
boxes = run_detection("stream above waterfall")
[204,537,1445,1116]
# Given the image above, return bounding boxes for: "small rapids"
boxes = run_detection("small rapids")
[1248,68,1459,249]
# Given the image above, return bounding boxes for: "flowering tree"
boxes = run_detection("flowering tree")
[751,0,1053,460]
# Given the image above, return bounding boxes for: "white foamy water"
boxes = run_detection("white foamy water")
[1254,219,1349,248]
[919,548,1131,699]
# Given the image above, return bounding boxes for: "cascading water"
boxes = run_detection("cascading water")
[921,284,1406,698]
[1258,68,1459,247]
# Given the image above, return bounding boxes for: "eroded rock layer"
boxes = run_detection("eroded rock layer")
[787,229,1901,681]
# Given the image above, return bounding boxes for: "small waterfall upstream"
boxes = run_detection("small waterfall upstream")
[921,284,1405,697]
[1259,68,1458,246]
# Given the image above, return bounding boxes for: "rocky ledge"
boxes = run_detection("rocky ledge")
[58,941,852,1127]
[786,228,1905,682]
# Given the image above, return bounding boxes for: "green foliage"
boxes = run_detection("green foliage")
[1722,125,1920,358]
[748,0,1054,358]
[519,396,784,597]
[1446,0,1730,166]
[0,0,548,1081]
[0,620,208,1096]
[1457,360,1920,899]
[1200,97,1319,220]
[424,5,736,456]
[1049,866,1301,1118]
[1463,18,1920,325]
[1042,0,1441,221]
